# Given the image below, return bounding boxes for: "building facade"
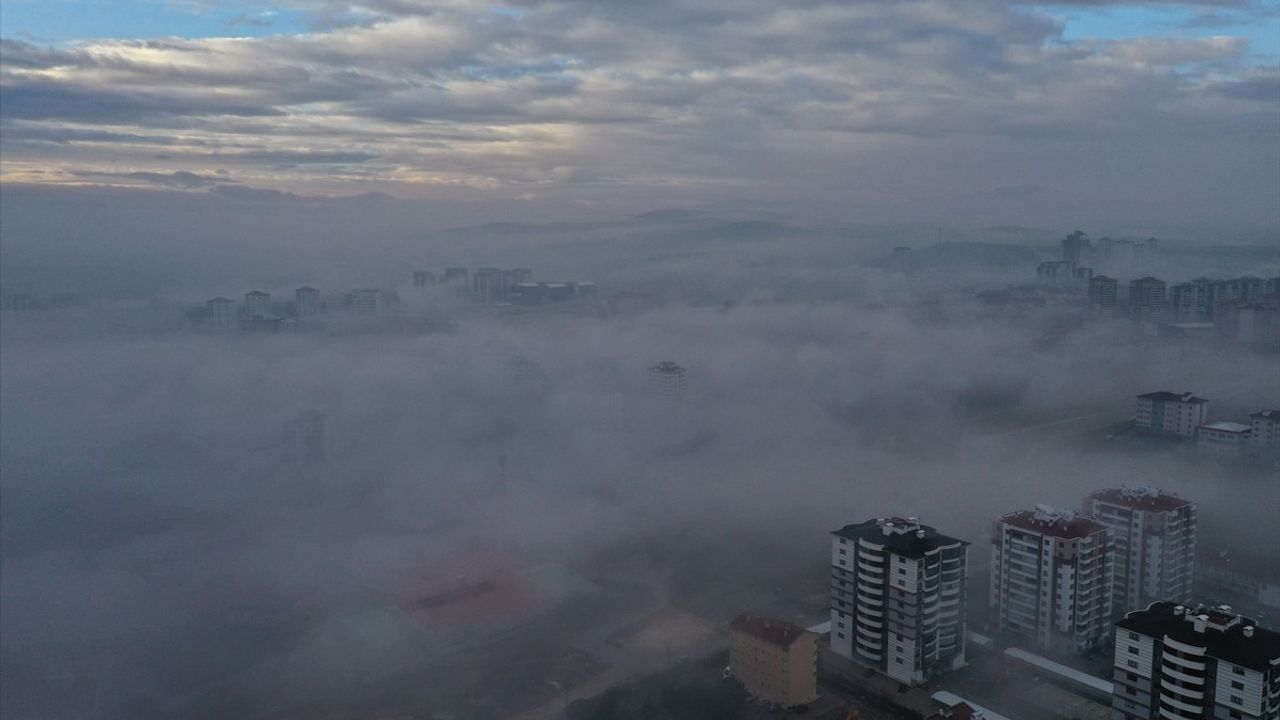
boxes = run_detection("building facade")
[1091,275,1120,307]
[1249,411,1280,449]
[728,613,818,707]
[1197,422,1253,459]
[1110,602,1280,720]
[206,297,237,328]
[244,290,271,318]
[830,517,968,686]
[1135,392,1209,438]
[648,361,687,400]
[990,506,1114,655]
[1083,486,1196,618]
[295,286,321,317]
[351,289,384,316]
[1129,278,1168,317]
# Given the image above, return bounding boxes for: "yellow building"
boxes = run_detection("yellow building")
[729,612,818,707]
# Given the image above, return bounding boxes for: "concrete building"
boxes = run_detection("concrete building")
[990,506,1114,655]
[351,289,384,316]
[728,612,818,707]
[1135,392,1209,439]
[207,297,238,328]
[1038,260,1080,287]
[244,290,271,318]
[1197,422,1253,459]
[830,517,968,686]
[1249,410,1280,449]
[472,267,505,300]
[1170,280,1213,323]
[1090,276,1120,307]
[1083,486,1196,617]
[1110,602,1280,720]
[295,286,321,317]
[1129,278,1167,317]
[648,361,687,401]
[412,270,436,288]
[442,267,469,292]
[1063,231,1092,266]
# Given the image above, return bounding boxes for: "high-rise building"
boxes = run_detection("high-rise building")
[990,506,1114,655]
[207,297,238,328]
[728,613,818,707]
[412,270,436,288]
[1110,602,1280,720]
[442,267,469,292]
[1062,231,1091,265]
[244,290,272,318]
[830,517,968,686]
[648,361,687,400]
[472,267,504,300]
[1129,277,1167,317]
[295,286,321,317]
[1090,275,1119,307]
[1135,392,1209,439]
[351,289,384,316]
[1170,279,1213,322]
[1037,260,1077,287]
[1083,486,1196,617]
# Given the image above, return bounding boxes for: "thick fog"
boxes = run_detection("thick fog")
[2,212,1277,719]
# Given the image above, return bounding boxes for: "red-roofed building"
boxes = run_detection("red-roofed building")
[729,613,818,707]
[990,506,1114,655]
[1084,485,1196,617]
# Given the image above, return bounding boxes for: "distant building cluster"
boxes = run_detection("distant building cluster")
[201,286,396,330]
[1133,391,1278,463]
[412,266,597,304]
[790,482,1280,720]
[1022,232,1280,348]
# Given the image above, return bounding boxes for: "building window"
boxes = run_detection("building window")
[1128,646,1139,654]
[1127,660,1138,669]
[1127,631,1139,640]
[1230,696,1242,704]
[1231,681,1243,690]
[1232,667,1245,676]
[837,632,845,639]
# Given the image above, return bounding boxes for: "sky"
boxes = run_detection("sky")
[1,0,1277,229]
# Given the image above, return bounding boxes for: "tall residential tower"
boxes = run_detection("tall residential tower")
[1084,485,1196,618]
[830,517,968,686]
[990,506,1114,655]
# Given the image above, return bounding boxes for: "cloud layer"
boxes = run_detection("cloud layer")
[1,0,1277,225]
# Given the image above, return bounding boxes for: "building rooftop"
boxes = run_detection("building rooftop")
[1250,409,1279,420]
[730,612,811,649]
[1199,421,1251,434]
[1136,391,1207,404]
[831,517,966,558]
[246,290,270,297]
[1087,486,1191,513]
[1000,506,1107,540]
[208,297,235,303]
[1117,602,1280,671]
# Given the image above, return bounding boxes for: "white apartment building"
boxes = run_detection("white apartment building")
[830,517,968,686]
[1083,486,1196,618]
[990,506,1114,656]
[1135,392,1209,438]
[1110,602,1280,720]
